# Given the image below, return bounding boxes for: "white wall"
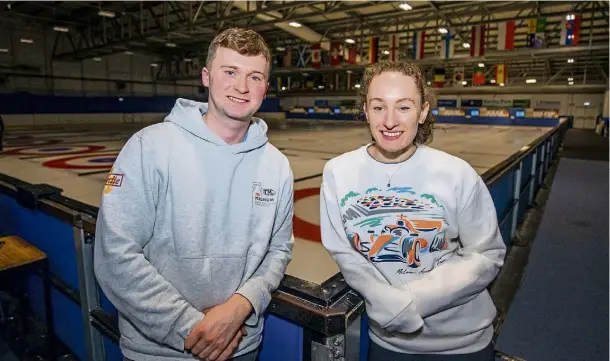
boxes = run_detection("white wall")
[0,19,201,97]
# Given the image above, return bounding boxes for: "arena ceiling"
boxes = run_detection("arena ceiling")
[1,1,609,89]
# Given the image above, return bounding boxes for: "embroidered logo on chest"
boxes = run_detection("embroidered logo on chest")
[252,182,277,206]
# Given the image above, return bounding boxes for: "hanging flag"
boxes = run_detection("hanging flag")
[311,43,321,68]
[470,25,485,57]
[283,47,292,68]
[330,41,341,66]
[368,37,378,64]
[433,68,446,88]
[412,31,425,60]
[296,46,307,68]
[388,34,399,62]
[453,67,465,86]
[497,21,515,50]
[348,45,358,64]
[439,33,454,59]
[473,64,485,85]
[495,64,507,84]
[526,19,536,46]
[527,18,546,48]
[560,14,581,46]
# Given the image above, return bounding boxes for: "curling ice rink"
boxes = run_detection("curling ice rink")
[0,121,553,284]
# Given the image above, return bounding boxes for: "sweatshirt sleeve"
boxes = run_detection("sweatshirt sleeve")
[93,134,203,351]
[235,162,295,326]
[320,165,424,333]
[406,174,507,319]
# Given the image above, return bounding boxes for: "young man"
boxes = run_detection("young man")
[94,28,295,361]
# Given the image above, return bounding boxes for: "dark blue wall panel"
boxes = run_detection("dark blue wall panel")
[285,113,559,127]
[518,181,533,222]
[498,207,514,245]
[0,192,86,361]
[0,193,80,291]
[104,337,123,361]
[520,153,534,192]
[437,116,560,127]
[258,314,303,361]
[488,170,515,222]
[287,112,360,121]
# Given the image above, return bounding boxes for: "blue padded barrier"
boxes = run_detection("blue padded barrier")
[285,112,561,127]
[258,314,304,361]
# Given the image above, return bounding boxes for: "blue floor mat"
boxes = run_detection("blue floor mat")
[495,158,609,360]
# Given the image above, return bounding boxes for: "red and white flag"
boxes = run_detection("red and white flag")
[388,34,399,62]
[311,43,321,68]
[470,25,485,57]
[497,21,515,50]
[330,41,341,66]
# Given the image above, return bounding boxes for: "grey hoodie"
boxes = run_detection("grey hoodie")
[94,98,294,361]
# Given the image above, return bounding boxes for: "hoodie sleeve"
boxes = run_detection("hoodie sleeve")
[320,164,424,333]
[235,160,295,326]
[405,175,507,319]
[93,134,204,351]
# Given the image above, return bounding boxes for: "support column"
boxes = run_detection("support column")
[74,226,105,361]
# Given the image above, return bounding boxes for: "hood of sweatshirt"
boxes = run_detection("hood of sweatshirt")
[163,97,268,154]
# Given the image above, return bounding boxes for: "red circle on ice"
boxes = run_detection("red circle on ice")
[42,153,119,169]
[293,187,322,243]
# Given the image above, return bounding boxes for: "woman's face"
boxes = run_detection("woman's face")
[364,71,429,156]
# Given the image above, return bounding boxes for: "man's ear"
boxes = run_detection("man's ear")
[201,67,210,87]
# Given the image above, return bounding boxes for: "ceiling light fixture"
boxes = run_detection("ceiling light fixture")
[98,10,116,18]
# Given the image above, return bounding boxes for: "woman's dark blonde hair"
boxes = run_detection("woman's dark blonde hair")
[356,61,437,145]
[206,28,271,73]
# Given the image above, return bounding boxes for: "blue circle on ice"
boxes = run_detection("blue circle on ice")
[88,157,116,163]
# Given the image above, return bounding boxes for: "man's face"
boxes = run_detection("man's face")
[202,47,269,122]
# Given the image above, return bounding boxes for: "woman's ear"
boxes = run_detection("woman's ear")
[418,102,430,124]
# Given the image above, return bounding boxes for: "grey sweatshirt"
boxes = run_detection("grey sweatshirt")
[94,98,294,361]
[320,145,506,354]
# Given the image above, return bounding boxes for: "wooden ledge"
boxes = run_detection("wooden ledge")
[0,236,47,272]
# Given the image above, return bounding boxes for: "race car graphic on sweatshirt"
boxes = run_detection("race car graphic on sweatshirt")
[340,187,452,270]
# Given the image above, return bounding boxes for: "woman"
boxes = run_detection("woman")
[319,61,506,360]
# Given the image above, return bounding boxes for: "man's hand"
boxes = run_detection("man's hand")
[184,294,253,361]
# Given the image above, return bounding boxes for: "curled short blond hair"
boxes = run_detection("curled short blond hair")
[206,28,271,73]
[356,61,437,145]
